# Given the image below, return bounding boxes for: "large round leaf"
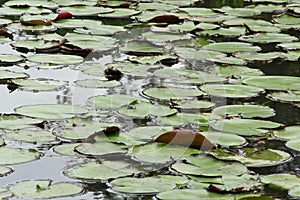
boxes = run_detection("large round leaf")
[27,54,83,65]
[58,6,113,17]
[75,79,120,88]
[12,78,64,91]
[157,113,210,126]
[74,142,127,156]
[269,91,300,103]
[261,173,300,190]
[273,126,300,140]
[88,95,144,109]
[0,70,28,80]
[9,180,85,199]
[286,139,300,152]
[64,160,140,181]
[120,40,164,56]
[242,76,300,91]
[157,189,232,200]
[0,147,40,165]
[200,84,264,98]
[200,132,246,147]
[203,42,261,53]
[212,118,282,136]
[0,115,42,130]
[4,129,57,143]
[213,105,275,118]
[239,33,298,44]
[14,104,88,120]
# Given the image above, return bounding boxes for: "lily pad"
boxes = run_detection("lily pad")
[212,118,282,136]
[4,129,56,143]
[239,33,298,44]
[74,142,127,156]
[142,31,191,43]
[0,166,13,177]
[88,94,144,109]
[0,54,23,64]
[53,143,82,157]
[5,0,58,9]
[203,42,261,53]
[74,25,126,36]
[235,52,286,63]
[120,40,164,56]
[64,160,140,181]
[0,147,40,165]
[27,54,83,65]
[277,42,300,51]
[53,19,102,29]
[74,79,120,88]
[12,78,64,91]
[132,143,199,163]
[98,8,141,18]
[209,148,291,167]
[242,76,300,91]
[289,185,300,198]
[58,6,113,17]
[9,180,84,199]
[0,70,28,80]
[157,113,210,126]
[173,100,215,110]
[213,105,275,118]
[118,101,177,118]
[200,132,247,147]
[172,154,248,176]
[0,137,4,147]
[216,6,261,17]
[142,87,204,101]
[269,91,300,103]
[157,189,232,200]
[273,14,300,25]
[0,115,42,130]
[0,7,52,16]
[199,84,264,98]
[111,175,188,194]
[207,57,246,66]
[174,47,226,61]
[199,27,246,37]
[261,173,300,190]
[179,8,217,17]
[286,139,300,152]
[14,104,88,120]
[273,126,300,140]
[206,65,264,78]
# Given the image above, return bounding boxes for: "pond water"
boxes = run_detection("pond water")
[0,0,299,199]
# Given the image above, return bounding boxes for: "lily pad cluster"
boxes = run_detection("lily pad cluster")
[0,0,299,199]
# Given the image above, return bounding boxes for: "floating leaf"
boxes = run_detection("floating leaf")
[74,79,120,88]
[206,65,264,78]
[213,105,275,118]
[53,19,102,29]
[0,54,23,64]
[199,84,264,98]
[74,25,126,36]
[269,91,300,103]
[203,42,261,53]
[53,143,82,157]
[273,125,300,140]
[174,47,226,61]
[58,6,113,17]
[98,8,141,18]
[88,95,144,109]
[143,87,204,101]
[0,147,40,165]
[64,160,140,181]
[15,104,88,120]
[0,70,28,80]
[172,154,247,176]
[242,76,300,91]
[157,189,232,200]
[0,7,52,16]
[200,132,246,147]
[239,33,298,44]
[212,118,282,136]
[173,100,215,110]
[216,6,261,17]
[120,40,164,56]
[27,54,83,65]
[289,186,300,198]
[4,129,56,143]
[0,115,42,130]
[5,0,58,9]
[142,31,191,43]
[261,173,300,190]
[9,180,84,199]
[74,142,127,156]
[132,143,199,163]
[199,27,246,37]
[154,129,215,150]
[286,139,300,152]
[209,148,291,167]
[111,175,188,194]
[12,78,64,91]
[235,52,285,63]
[118,101,177,118]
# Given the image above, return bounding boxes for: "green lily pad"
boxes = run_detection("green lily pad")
[223,18,272,27]
[98,8,141,18]
[9,180,84,199]
[0,7,52,16]
[203,42,261,53]
[261,173,300,190]
[0,147,40,165]
[54,0,97,6]
[4,129,56,143]
[0,137,4,147]
[58,6,113,17]
[0,115,42,130]
[111,175,188,194]
[200,132,246,147]
[173,100,215,110]
[14,104,88,120]
[137,2,177,11]
[118,101,177,118]
[216,6,261,17]
[7,22,56,32]
[157,189,233,200]
[142,31,191,43]
[209,148,291,167]
[199,27,246,37]
[128,55,177,65]
[27,54,83,65]
[273,14,300,25]
[12,78,65,91]
[132,143,199,163]
[142,87,204,101]
[174,47,226,61]
[74,79,120,88]
[157,113,210,126]
[0,166,13,177]
[289,185,300,198]
[0,70,28,80]
[88,94,144,109]
[53,143,82,157]
[286,139,300,152]
[0,54,23,64]
[74,25,126,36]
[64,160,140,181]
[239,33,298,44]
[269,91,300,103]
[53,19,102,29]
[212,118,282,136]
[179,8,217,17]
[199,84,264,98]
[154,68,226,84]
[5,0,58,9]
[172,154,247,176]
[73,63,106,76]
[74,142,127,156]
[206,65,264,78]
[242,76,300,91]
[11,39,59,52]
[0,187,12,199]
[235,52,286,63]
[273,125,300,140]
[207,57,246,66]
[277,42,300,51]
[120,40,164,56]
[213,105,275,118]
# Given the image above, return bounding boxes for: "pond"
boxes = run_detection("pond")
[0,0,299,199]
